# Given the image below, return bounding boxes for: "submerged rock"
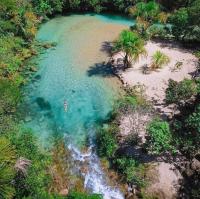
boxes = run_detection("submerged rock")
[24,116,32,122]
[35,97,51,110]
[29,66,37,72]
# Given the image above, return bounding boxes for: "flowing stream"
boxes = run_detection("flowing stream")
[24,14,133,199]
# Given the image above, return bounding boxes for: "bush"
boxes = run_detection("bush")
[186,105,200,136]
[146,119,173,154]
[96,125,118,158]
[147,24,169,39]
[165,79,197,104]
[114,157,147,187]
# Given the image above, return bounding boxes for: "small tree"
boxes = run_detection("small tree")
[113,30,146,69]
[151,51,170,69]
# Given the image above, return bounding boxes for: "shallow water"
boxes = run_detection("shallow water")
[25,14,133,198]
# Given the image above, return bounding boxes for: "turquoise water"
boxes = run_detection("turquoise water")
[25,14,132,145]
[23,14,134,198]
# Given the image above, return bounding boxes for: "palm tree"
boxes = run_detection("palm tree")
[113,30,146,69]
[0,137,16,199]
[151,51,170,69]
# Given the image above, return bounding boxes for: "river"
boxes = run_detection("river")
[24,13,133,199]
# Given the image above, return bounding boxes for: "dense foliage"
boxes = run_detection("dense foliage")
[169,0,200,43]
[146,119,173,154]
[96,125,118,158]
[165,79,197,104]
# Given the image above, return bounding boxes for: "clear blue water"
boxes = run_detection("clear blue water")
[25,14,132,145]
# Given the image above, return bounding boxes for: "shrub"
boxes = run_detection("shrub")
[96,125,118,158]
[146,119,173,154]
[165,79,197,104]
[147,24,168,39]
[186,105,200,136]
[114,157,147,187]
[151,51,170,69]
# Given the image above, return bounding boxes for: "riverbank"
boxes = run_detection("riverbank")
[99,39,199,198]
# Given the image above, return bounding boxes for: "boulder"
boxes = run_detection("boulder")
[191,158,200,172]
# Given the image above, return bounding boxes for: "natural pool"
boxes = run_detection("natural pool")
[25,14,134,198]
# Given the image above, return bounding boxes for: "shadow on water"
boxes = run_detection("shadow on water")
[100,41,113,55]
[87,62,115,77]
[87,41,116,77]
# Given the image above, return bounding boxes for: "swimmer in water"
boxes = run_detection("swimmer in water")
[64,100,68,112]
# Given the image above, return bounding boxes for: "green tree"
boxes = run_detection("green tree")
[151,51,170,69]
[114,30,146,69]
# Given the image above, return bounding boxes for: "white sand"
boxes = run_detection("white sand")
[113,41,198,105]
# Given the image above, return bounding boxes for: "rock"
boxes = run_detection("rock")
[29,66,37,72]
[24,116,32,122]
[191,158,200,172]
[59,188,68,196]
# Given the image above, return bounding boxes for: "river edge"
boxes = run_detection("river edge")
[101,39,198,198]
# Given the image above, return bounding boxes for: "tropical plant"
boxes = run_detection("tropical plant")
[151,51,170,69]
[129,1,163,37]
[113,30,146,69]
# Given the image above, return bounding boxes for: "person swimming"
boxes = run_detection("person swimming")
[64,100,68,112]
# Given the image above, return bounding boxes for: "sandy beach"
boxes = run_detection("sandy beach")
[113,40,198,106]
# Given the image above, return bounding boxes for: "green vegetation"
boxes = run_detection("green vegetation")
[96,125,118,158]
[165,79,197,104]
[113,30,146,69]
[114,157,147,187]
[151,51,170,69]
[0,137,16,199]
[67,191,102,199]
[146,119,173,154]
[169,0,200,43]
